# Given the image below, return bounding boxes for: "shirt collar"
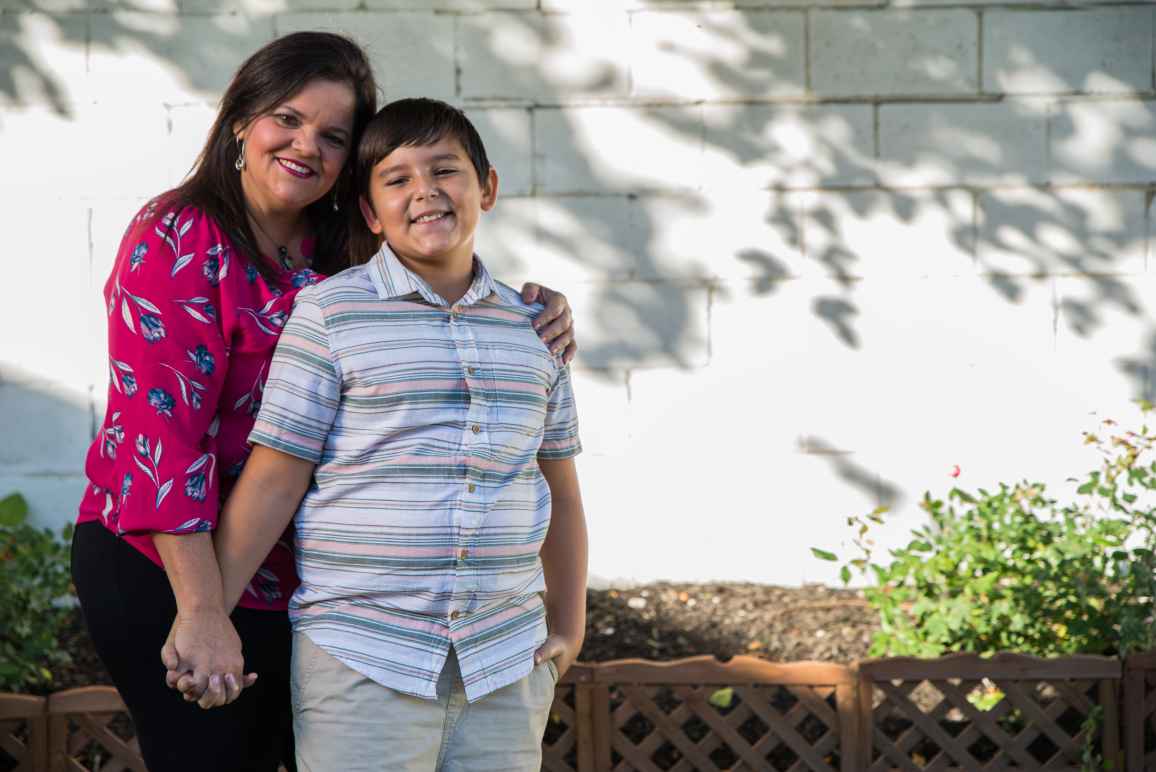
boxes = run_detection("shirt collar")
[368,242,498,308]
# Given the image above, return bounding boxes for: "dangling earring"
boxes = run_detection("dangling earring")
[234,138,246,172]
[331,188,340,212]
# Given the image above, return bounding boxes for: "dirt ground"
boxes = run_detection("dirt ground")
[51,582,880,692]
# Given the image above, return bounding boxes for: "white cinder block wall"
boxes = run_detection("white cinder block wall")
[2,0,1154,586]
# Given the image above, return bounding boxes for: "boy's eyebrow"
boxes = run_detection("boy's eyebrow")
[377,153,463,176]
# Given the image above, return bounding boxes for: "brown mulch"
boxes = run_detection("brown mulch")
[49,582,878,692]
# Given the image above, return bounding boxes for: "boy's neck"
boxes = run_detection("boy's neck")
[388,243,476,306]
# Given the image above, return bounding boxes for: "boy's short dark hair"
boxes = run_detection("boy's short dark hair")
[351,98,492,263]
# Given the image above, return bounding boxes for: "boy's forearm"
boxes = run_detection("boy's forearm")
[215,445,315,611]
[538,458,588,642]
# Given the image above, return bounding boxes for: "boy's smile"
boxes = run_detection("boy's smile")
[359,136,498,286]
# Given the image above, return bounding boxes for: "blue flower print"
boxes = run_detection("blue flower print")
[135,434,151,459]
[121,472,133,498]
[130,243,148,272]
[204,255,220,287]
[246,263,259,283]
[147,387,175,418]
[187,345,215,376]
[122,373,139,397]
[291,269,320,289]
[173,517,213,533]
[184,472,207,502]
[140,313,166,343]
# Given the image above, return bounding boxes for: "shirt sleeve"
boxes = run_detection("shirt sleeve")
[538,362,581,460]
[248,287,340,463]
[102,205,231,535]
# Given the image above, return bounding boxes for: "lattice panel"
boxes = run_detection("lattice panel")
[605,683,841,772]
[866,677,1105,770]
[543,682,580,771]
[50,710,145,772]
[0,694,46,772]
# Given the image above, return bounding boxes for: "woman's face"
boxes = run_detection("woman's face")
[236,78,357,217]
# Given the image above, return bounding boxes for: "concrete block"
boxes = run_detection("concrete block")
[568,281,710,370]
[639,191,805,281]
[275,13,455,102]
[167,102,218,187]
[89,13,275,107]
[801,189,975,279]
[0,369,92,477]
[0,475,91,534]
[535,105,704,194]
[369,0,535,9]
[630,10,805,100]
[984,8,1152,95]
[812,10,978,97]
[878,100,1049,186]
[0,13,87,107]
[567,369,630,457]
[72,101,173,199]
[1054,275,1156,406]
[459,12,629,101]
[465,108,533,197]
[473,197,542,282]
[1049,100,1156,185]
[702,103,875,189]
[977,188,1147,276]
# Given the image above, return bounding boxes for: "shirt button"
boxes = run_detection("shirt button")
[471,424,481,434]
[467,367,477,375]
[459,548,469,560]
[467,483,476,493]
[450,610,461,620]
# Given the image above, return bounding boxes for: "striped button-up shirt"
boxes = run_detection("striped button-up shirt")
[249,244,581,702]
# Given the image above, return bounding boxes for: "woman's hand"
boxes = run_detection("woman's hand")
[161,610,257,709]
[522,284,577,365]
[533,632,583,680]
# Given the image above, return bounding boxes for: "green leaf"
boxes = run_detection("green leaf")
[0,493,28,527]
[811,548,838,562]
[840,566,852,585]
[708,687,734,710]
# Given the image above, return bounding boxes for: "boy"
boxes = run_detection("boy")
[191,98,586,771]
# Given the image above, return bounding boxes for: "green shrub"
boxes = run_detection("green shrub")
[817,413,1156,658]
[0,492,75,692]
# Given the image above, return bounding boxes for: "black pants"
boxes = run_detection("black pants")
[71,521,295,772]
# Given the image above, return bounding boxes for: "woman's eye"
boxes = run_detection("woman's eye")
[274,113,299,127]
[325,134,346,148]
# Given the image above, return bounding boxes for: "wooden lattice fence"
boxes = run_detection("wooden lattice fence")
[1125,652,1156,772]
[4,652,1156,771]
[857,653,1121,771]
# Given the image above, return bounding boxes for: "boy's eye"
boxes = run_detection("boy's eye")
[434,168,457,176]
[385,177,408,187]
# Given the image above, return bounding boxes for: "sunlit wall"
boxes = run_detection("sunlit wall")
[2,0,1154,586]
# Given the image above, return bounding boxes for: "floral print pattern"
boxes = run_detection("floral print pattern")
[78,202,321,612]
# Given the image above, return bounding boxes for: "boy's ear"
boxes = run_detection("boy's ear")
[358,195,384,235]
[480,167,499,212]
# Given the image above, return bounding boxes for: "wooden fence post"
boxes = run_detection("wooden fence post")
[834,676,859,772]
[0,694,48,772]
[1124,652,1156,772]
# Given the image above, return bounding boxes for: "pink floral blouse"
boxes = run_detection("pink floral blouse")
[77,200,322,611]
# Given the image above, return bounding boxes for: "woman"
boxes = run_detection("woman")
[70,32,577,772]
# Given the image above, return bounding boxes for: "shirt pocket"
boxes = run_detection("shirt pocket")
[484,336,558,435]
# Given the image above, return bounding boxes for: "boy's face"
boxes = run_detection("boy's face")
[359,135,498,271]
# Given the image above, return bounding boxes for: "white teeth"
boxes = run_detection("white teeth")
[415,212,448,224]
[278,158,311,174]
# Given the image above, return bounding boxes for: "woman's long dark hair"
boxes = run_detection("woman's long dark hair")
[162,31,378,280]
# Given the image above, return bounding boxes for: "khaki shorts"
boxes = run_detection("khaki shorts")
[291,632,558,772]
